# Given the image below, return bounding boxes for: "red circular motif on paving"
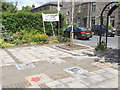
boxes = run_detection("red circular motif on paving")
[31,77,41,82]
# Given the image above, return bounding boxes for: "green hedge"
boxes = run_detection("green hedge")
[2,11,66,36]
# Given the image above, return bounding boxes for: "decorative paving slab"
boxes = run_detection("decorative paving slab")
[47,58,65,64]
[64,67,88,75]
[91,62,112,68]
[15,63,35,70]
[25,73,53,85]
[45,80,68,88]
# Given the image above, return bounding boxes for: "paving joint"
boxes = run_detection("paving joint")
[4,49,22,64]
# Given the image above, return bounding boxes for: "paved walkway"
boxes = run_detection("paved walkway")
[0,43,119,88]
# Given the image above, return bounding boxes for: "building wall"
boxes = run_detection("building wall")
[74,2,119,30]
[30,4,58,13]
[60,2,72,25]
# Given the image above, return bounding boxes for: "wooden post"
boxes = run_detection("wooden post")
[50,22,55,37]
[43,21,46,33]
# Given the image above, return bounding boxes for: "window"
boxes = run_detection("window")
[66,19,70,24]
[92,2,96,11]
[110,16,115,27]
[78,5,81,13]
[83,18,87,27]
[66,9,69,15]
[91,17,95,27]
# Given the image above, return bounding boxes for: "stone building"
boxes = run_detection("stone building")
[74,2,119,30]
[30,2,119,31]
[60,2,72,25]
[60,2,119,30]
[30,2,62,13]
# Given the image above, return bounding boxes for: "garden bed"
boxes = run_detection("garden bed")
[56,44,89,50]
[94,48,120,63]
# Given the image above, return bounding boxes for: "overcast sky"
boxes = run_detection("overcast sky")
[4,0,118,10]
[5,0,53,10]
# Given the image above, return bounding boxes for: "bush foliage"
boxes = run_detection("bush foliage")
[12,30,49,45]
[95,41,106,51]
[2,11,66,36]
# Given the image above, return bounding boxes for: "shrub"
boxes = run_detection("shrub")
[58,37,70,43]
[95,41,106,51]
[0,38,14,48]
[2,11,66,36]
[12,29,49,45]
[109,25,113,30]
[49,40,59,43]
[13,39,23,45]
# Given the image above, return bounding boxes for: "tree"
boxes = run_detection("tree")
[2,1,18,13]
[18,6,32,12]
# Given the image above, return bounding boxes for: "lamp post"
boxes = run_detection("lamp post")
[106,4,118,49]
[57,0,60,36]
[70,0,74,46]
[99,2,118,46]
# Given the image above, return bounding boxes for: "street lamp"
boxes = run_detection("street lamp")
[99,2,118,47]
[70,0,74,46]
[57,0,60,36]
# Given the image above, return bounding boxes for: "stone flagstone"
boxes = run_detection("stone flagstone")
[64,66,88,75]
[59,77,76,84]
[91,62,112,68]
[15,63,35,70]
[45,80,68,88]
[27,85,40,88]
[88,74,107,82]
[47,58,65,64]
[66,80,87,88]
[72,55,89,60]
[73,74,99,87]
[25,73,53,85]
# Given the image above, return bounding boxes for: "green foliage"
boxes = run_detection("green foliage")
[2,1,18,13]
[95,41,106,51]
[12,30,48,45]
[2,11,66,36]
[18,6,32,12]
[58,37,70,43]
[0,38,14,48]
[13,39,23,45]
[117,2,120,6]
[109,24,113,30]
[49,40,59,43]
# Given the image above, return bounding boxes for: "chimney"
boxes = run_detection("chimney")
[32,4,35,9]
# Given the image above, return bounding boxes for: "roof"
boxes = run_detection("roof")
[30,2,62,11]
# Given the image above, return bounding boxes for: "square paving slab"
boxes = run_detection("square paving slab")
[91,62,112,68]
[25,73,53,85]
[45,80,68,88]
[47,58,65,64]
[15,63,35,70]
[64,66,88,75]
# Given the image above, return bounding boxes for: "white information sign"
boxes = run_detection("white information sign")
[42,13,59,22]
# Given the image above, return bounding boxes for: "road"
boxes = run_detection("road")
[75,35,119,49]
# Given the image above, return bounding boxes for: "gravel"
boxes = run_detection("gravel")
[94,48,120,64]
